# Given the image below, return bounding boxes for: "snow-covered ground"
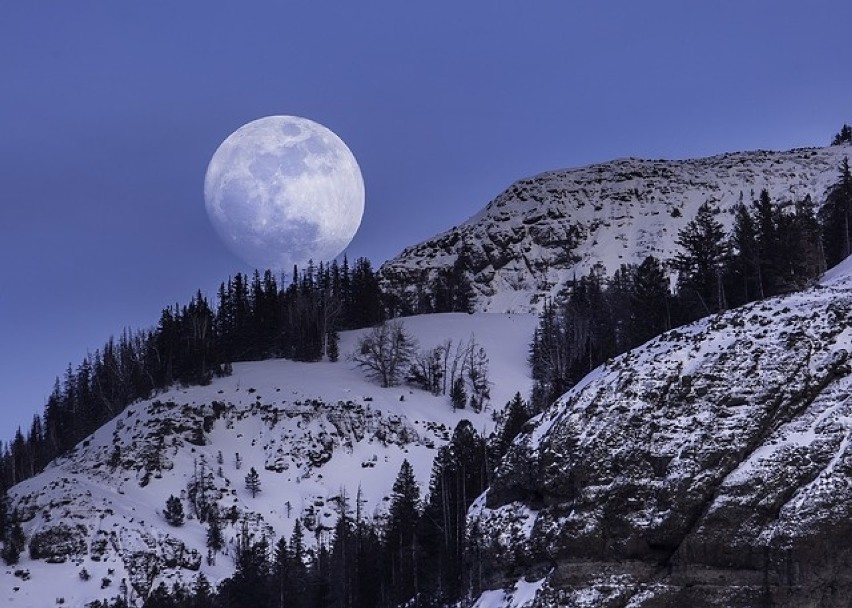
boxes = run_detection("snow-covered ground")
[2,313,536,607]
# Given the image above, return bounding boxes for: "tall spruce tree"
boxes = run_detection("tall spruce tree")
[729,201,762,305]
[384,460,421,606]
[419,421,488,603]
[630,256,671,344]
[832,124,852,145]
[245,467,262,498]
[821,157,852,268]
[673,201,730,316]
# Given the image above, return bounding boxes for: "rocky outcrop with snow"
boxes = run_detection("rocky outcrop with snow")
[1,313,536,607]
[382,145,852,313]
[470,265,852,607]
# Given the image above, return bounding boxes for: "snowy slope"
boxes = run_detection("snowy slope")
[382,144,852,313]
[1,313,536,608]
[468,260,852,607]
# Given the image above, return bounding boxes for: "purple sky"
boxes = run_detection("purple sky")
[2,1,851,439]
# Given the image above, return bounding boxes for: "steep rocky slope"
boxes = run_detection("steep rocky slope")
[0,313,536,607]
[382,145,851,313]
[470,258,852,608]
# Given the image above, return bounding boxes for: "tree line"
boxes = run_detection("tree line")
[530,158,851,410]
[0,258,385,502]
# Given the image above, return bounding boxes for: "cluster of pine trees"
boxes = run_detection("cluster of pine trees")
[89,398,531,608]
[0,258,385,500]
[385,247,475,316]
[530,158,851,410]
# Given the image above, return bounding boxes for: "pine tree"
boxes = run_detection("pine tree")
[384,460,421,606]
[220,524,272,607]
[832,124,852,145]
[450,375,467,410]
[727,202,761,305]
[245,467,262,498]
[752,189,782,296]
[821,157,852,268]
[673,201,730,316]
[788,196,826,285]
[420,421,488,603]
[193,573,215,608]
[493,393,530,461]
[326,328,340,362]
[289,519,307,592]
[206,509,224,554]
[2,512,24,565]
[164,495,185,526]
[630,256,671,344]
[349,258,385,328]
[273,536,295,608]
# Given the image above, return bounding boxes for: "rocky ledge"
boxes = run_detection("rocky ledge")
[471,266,852,607]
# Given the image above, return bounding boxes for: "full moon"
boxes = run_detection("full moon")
[204,115,365,272]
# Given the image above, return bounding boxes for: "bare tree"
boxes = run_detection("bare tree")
[351,321,418,387]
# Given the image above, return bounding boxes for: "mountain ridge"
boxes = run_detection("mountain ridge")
[381,144,852,313]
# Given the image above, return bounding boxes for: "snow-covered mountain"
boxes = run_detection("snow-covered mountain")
[381,145,851,313]
[1,313,536,607]
[469,257,852,607]
[10,141,852,608]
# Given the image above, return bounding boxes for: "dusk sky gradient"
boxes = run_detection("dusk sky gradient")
[2,1,852,438]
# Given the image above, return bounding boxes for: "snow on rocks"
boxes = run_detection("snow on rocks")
[382,144,852,313]
[1,313,536,607]
[469,259,852,607]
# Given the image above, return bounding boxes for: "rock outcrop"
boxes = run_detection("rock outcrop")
[382,145,852,313]
[471,263,852,607]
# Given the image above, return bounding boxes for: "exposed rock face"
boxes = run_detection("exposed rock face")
[3,314,536,607]
[471,267,852,607]
[382,145,852,313]
[28,524,88,562]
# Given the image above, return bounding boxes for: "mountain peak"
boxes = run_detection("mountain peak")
[382,144,852,313]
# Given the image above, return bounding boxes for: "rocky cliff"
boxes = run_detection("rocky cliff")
[382,145,851,313]
[470,258,852,608]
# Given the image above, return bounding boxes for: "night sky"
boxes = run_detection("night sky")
[2,1,851,438]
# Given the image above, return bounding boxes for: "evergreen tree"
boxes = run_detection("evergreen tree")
[728,201,762,305]
[349,258,385,328]
[164,495,185,526]
[787,196,825,285]
[450,376,467,410]
[326,328,340,363]
[493,393,530,462]
[752,189,782,296]
[192,573,215,608]
[245,467,262,498]
[0,483,7,540]
[630,256,671,344]
[821,157,852,268]
[288,519,308,605]
[673,201,730,316]
[419,421,488,603]
[832,124,852,145]
[272,537,297,608]
[2,509,24,565]
[384,460,421,606]
[220,525,272,608]
[206,509,224,554]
